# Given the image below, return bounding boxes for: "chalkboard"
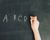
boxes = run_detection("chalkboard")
[0,0,50,40]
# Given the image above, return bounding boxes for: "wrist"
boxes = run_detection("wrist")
[32,29,39,33]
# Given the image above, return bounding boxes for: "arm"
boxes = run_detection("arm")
[30,16,41,40]
[33,29,41,40]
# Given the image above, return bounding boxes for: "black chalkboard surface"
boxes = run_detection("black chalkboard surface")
[0,0,50,40]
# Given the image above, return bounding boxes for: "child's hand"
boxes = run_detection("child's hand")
[30,16,39,31]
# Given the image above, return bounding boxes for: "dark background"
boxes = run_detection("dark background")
[0,0,50,40]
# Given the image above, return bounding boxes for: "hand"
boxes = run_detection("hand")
[30,16,40,31]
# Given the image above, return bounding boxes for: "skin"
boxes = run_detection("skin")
[30,16,41,40]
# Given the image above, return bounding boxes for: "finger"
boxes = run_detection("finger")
[30,19,32,24]
[30,16,37,21]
